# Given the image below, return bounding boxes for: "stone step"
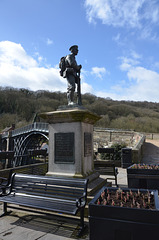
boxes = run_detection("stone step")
[87,177,108,196]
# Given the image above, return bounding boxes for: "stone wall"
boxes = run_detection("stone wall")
[143,132,159,140]
[131,133,146,163]
[94,128,141,149]
[93,128,145,164]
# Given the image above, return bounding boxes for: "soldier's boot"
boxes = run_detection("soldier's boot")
[67,91,74,105]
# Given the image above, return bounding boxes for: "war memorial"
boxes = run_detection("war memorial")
[0,46,159,240]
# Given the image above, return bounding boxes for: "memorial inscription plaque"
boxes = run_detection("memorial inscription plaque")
[55,132,75,163]
[84,132,92,157]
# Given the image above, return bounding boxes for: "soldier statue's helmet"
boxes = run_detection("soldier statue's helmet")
[69,45,78,51]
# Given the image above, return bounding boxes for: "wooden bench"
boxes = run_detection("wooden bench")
[94,148,118,186]
[0,173,88,236]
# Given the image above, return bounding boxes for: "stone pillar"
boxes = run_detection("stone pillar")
[40,107,101,178]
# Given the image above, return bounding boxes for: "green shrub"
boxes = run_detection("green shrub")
[112,142,127,161]
[100,142,127,161]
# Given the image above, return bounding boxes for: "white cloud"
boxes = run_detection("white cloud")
[119,56,140,71]
[95,90,123,101]
[130,50,142,60]
[84,0,159,29]
[0,41,66,92]
[91,67,106,79]
[34,51,44,64]
[0,41,37,68]
[81,81,93,94]
[96,70,159,102]
[154,62,159,70]
[112,33,120,42]
[46,38,53,45]
[0,41,94,97]
[95,51,159,102]
[127,67,159,85]
[116,56,159,101]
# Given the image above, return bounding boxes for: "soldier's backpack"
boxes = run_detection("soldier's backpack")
[59,56,66,77]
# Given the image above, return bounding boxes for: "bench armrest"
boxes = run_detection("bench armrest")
[76,192,87,208]
[0,184,12,196]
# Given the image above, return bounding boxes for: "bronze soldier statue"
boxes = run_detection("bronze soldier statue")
[60,45,82,105]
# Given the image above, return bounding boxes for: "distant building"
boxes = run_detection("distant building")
[0,124,15,135]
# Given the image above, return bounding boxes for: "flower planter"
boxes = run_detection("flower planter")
[89,186,159,240]
[127,164,159,190]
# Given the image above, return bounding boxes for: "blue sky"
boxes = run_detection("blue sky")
[0,0,159,102]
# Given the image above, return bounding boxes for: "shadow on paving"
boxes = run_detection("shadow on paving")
[143,142,159,154]
[142,142,159,164]
[0,210,89,240]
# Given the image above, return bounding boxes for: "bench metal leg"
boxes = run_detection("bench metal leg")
[115,176,118,187]
[3,202,7,215]
[77,208,86,236]
[0,203,11,217]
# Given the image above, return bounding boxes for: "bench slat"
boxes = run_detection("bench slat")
[2,195,78,214]
[12,180,85,200]
[13,183,85,194]
[13,174,87,186]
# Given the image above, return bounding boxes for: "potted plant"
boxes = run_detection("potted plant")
[89,186,159,240]
[127,163,159,190]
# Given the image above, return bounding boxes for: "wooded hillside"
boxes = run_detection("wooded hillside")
[1,87,159,133]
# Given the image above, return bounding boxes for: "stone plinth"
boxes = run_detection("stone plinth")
[40,107,101,178]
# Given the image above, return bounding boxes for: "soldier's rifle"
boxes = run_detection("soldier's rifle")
[77,70,82,105]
